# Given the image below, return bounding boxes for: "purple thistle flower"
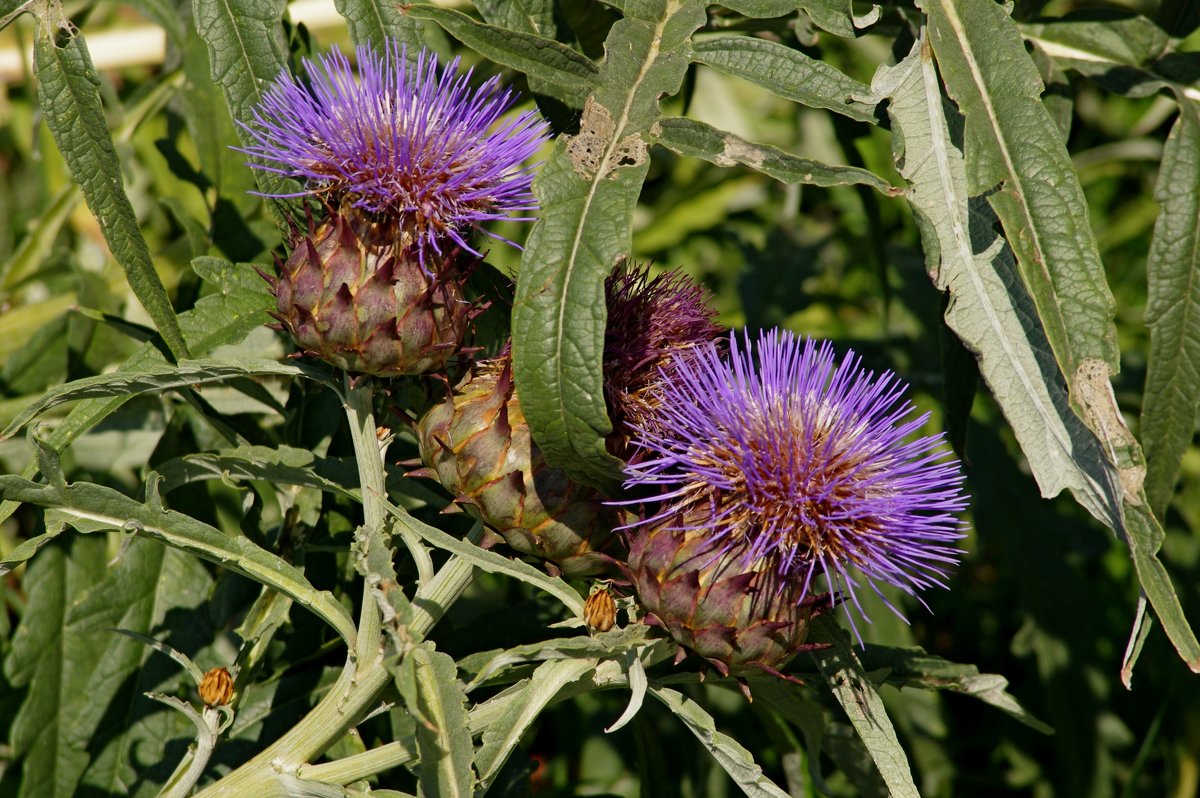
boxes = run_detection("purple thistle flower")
[603,261,723,454]
[238,40,550,260]
[622,329,968,638]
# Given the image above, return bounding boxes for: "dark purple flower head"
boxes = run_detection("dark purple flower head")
[238,40,550,260]
[622,329,968,632]
[603,261,723,452]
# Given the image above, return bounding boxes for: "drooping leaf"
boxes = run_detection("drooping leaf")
[808,615,920,798]
[689,36,881,124]
[34,28,191,361]
[1020,12,1177,99]
[512,0,706,491]
[855,645,1052,732]
[884,34,1200,672]
[404,4,599,106]
[654,117,899,194]
[393,644,475,798]
[882,41,1121,531]
[0,476,358,648]
[922,0,1119,386]
[648,684,792,798]
[1140,97,1200,517]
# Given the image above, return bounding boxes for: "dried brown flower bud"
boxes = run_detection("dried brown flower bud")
[584,586,617,633]
[199,666,234,707]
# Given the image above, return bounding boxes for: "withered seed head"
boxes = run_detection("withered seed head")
[198,666,234,707]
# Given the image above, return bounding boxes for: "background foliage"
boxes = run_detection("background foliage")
[1,0,1199,796]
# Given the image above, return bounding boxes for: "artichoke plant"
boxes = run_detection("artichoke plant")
[618,330,969,677]
[239,41,549,376]
[414,261,723,575]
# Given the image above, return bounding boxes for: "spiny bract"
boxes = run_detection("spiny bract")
[619,329,969,675]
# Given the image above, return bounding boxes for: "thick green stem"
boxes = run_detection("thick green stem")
[193,376,478,797]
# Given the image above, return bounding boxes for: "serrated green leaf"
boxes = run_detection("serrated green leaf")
[405,4,598,106]
[689,36,880,123]
[648,684,791,798]
[474,658,596,793]
[512,0,706,491]
[654,117,898,194]
[382,499,585,617]
[393,645,475,798]
[0,526,67,576]
[1140,98,1200,517]
[334,0,423,52]
[922,0,1119,385]
[34,29,191,362]
[809,615,920,798]
[0,477,358,648]
[1,358,313,441]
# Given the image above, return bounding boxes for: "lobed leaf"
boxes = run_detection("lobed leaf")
[1140,97,1200,517]
[34,29,191,361]
[654,117,899,194]
[393,645,475,798]
[689,36,881,124]
[404,4,599,106]
[512,0,707,491]
[473,658,597,793]
[1,358,314,441]
[0,476,358,648]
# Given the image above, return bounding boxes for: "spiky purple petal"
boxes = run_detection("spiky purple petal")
[238,40,550,260]
[621,329,969,629]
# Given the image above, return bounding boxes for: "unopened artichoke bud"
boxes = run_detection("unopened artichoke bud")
[266,211,474,376]
[414,354,620,577]
[619,330,969,678]
[627,516,834,677]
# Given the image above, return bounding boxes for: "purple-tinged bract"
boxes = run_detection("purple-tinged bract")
[620,329,968,673]
[603,262,723,455]
[239,40,550,260]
